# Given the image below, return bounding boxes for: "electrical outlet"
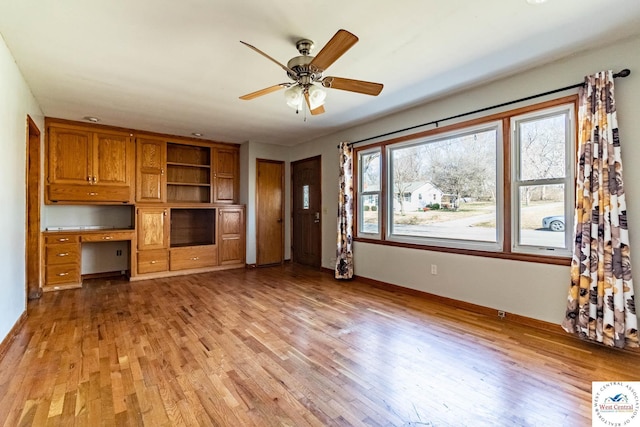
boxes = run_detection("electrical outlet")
[116,249,122,256]
[498,310,506,319]
[430,264,437,275]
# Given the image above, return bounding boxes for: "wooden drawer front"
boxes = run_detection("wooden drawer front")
[137,250,169,274]
[45,243,80,265]
[82,231,134,242]
[170,246,217,271]
[46,264,80,286]
[48,184,131,203]
[44,234,80,244]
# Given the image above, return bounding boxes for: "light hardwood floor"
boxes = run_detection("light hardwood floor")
[1,264,638,426]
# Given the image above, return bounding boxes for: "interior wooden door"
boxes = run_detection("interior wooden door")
[256,159,284,266]
[292,156,321,268]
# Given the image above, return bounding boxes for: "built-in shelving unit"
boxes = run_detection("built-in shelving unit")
[170,208,215,247]
[166,143,211,203]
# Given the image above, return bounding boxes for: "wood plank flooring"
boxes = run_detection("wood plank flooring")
[1,264,639,426]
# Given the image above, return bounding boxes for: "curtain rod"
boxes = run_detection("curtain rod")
[340,68,631,148]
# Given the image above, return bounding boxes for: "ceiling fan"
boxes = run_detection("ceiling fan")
[239,29,383,115]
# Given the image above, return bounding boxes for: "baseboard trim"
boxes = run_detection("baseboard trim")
[352,274,560,333]
[0,311,27,363]
[348,273,640,353]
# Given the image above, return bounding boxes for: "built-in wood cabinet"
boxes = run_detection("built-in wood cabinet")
[219,206,245,265]
[43,234,81,291]
[46,120,135,204]
[42,118,245,290]
[168,208,218,271]
[213,148,238,203]
[136,207,170,275]
[132,206,245,279]
[42,229,135,291]
[136,137,166,203]
[166,143,212,203]
[137,207,169,250]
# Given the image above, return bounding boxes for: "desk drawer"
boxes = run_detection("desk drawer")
[46,264,80,286]
[82,231,134,242]
[137,250,168,274]
[44,234,80,244]
[45,243,80,265]
[48,184,131,203]
[170,245,217,271]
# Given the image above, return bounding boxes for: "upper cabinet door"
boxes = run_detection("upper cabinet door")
[213,148,238,203]
[93,132,134,187]
[48,126,92,186]
[136,138,166,203]
[46,122,134,204]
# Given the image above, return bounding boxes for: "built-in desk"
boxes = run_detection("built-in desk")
[42,228,135,292]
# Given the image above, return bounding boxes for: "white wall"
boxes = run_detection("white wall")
[0,33,43,342]
[289,34,640,324]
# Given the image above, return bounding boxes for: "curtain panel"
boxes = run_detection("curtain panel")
[336,142,354,279]
[562,70,638,348]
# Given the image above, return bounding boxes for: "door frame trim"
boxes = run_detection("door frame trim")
[26,115,42,300]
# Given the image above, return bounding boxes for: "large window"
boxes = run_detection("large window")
[355,97,576,263]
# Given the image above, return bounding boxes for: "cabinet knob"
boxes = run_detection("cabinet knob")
[150,260,157,264]
[57,252,69,257]
[88,192,98,196]
[58,238,69,242]
[190,257,200,261]
[103,236,112,240]
[57,272,69,277]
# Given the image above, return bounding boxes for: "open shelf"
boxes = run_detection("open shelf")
[170,208,215,247]
[166,143,212,203]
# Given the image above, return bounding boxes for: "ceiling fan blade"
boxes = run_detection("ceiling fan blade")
[239,84,287,100]
[304,91,325,115]
[240,41,296,75]
[309,29,358,72]
[311,105,325,115]
[322,77,383,96]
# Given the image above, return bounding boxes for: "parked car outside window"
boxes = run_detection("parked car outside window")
[542,215,565,232]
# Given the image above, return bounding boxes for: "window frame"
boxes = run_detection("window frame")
[385,121,505,253]
[510,104,575,257]
[357,146,383,240]
[353,95,578,265]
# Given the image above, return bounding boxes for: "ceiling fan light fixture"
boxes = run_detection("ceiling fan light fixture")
[307,84,326,110]
[284,85,304,110]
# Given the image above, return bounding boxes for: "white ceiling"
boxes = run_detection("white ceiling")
[1,0,640,146]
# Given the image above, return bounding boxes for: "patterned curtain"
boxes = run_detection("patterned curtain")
[562,70,638,348]
[336,141,354,279]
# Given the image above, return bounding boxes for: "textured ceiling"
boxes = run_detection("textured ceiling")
[1,0,640,146]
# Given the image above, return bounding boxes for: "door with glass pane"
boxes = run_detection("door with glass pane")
[292,156,321,268]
